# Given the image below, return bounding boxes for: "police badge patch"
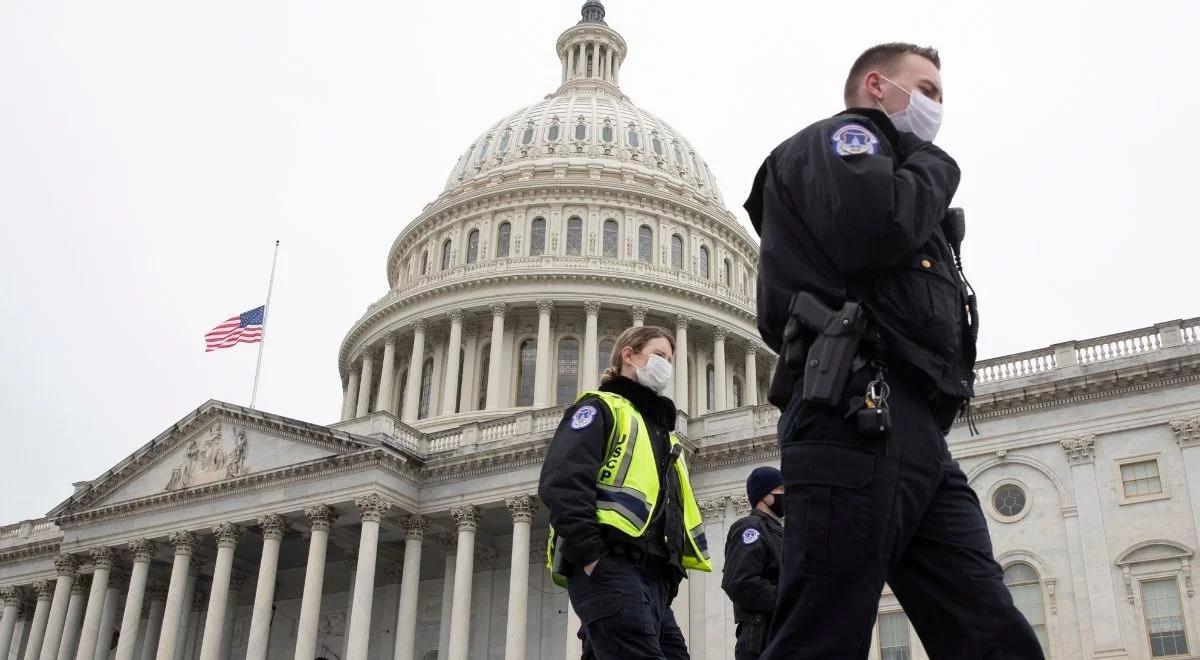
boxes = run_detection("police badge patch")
[742,528,760,545]
[570,405,598,430]
[831,124,879,156]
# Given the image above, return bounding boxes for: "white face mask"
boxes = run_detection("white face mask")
[633,352,673,394]
[878,75,943,142]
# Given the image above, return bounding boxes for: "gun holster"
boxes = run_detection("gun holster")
[768,292,868,409]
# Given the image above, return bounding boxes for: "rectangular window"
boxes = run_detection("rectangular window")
[1143,578,1189,657]
[1122,459,1163,498]
[878,612,911,660]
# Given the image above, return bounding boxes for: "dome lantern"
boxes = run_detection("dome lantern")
[557,1,625,89]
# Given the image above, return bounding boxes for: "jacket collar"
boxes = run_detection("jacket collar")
[751,507,784,528]
[838,107,901,153]
[599,376,677,430]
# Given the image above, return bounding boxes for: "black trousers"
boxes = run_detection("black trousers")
[762,369,1045,660]
[568,557,689,660]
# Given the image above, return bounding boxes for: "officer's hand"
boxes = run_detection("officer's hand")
[583,559,599,576]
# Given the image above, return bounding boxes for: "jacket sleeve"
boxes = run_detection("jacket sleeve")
[537,398,612,568]
[721,521,777,612]
[790,123,960,273]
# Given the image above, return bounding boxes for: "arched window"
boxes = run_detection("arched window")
[476,138,490,163]
[441,239,452,270]
[706,364,715,412]
[601,122,614,144]
[1142,578,1189,657]
[547,122,560,142]
[477,344,490,411]
[418,358,434,419]
[671,234,684,269]
[722,258,732,286]
[1004,564,1050,655]
[574,122,587,141]
[566,217,583,256]
[732,377,743,408]
[496,221,511,258]
[877,611,911,660]
[557,338,579,404]
[598,338,615,378]
[602,220,619,258]
[627,126,640,148]
[521,126,535,146]
[403,256,411,282]
[638,225,653,264]
[421,251,429,275]
[699,245,711,279]
[497,131,511,154]
[454,348,465,413]
[517,340,537,406]
[651,136,664,157]
[672,144,684,165]
[530,218,546,256]
[466,230,480,264]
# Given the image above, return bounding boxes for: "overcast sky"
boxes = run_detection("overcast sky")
[1,0,1196,524]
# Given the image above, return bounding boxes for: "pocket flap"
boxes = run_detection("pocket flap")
[786,442,874,489]
[574,591,622,625]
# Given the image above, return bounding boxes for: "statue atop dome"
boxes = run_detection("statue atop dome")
[579,1,606,25]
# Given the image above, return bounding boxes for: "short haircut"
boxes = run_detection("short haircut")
[843,43,940,105]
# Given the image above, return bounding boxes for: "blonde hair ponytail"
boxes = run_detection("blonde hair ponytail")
[598,325,676,385]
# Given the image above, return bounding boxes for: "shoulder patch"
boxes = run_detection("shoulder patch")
[830,124,879,156]
[741,528,761,545]
[569,405,598,430]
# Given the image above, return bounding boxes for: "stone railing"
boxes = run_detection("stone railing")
[0,519,60,549]
[974,317,1200,386]
[365,255,756,318]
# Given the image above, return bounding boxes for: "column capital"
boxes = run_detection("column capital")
[712,327,727,342]
[355,493,393,523]
[384,334,398,347]
[699,496,727,522]
[146,581,169,601]
[54,553,79,577]
[257,514,288,541]
[129,539,156,563]
[463,323,480,338]
[474,547,498,571]
[630,305,648,324]
[212,523,243,548]
[440,533,459,555]
[536,299,555,315]
[89,546,116,570]
[490,302,507,318]
[1061,433,1096,464]
[674,314,691,329]
[451,505,481,532]
[0,586,21,606]
[412,319,428,334]
[109,567,130,590]
[503,317,516,332]
[730,493,751,516]
[228,573,247,592]
[1171,415,1200,448]
[505,495,539,523]
[745,342,758,356]
[447,308,464,323]
[33,580,54,601]
[401,515,430,542]
[304,504,339,532]
[584,301,602,316]
[71,574,92,595]
[168,531,198,556]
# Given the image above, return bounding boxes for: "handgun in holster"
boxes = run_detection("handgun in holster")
[784,292,867,406]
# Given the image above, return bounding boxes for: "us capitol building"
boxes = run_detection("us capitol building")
[3,4,1200,660]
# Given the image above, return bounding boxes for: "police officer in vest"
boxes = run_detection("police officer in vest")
[744,43,1044,658]
[722,467,784,660]
[539,325,712,659]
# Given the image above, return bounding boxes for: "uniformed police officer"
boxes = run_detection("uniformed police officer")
[722,467,784,660]
[539,325,712,660]
[744,43,1045,659]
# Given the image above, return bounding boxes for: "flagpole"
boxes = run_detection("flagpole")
[250,240,280,409]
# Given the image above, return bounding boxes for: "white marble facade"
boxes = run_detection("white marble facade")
[4,4,1200,660]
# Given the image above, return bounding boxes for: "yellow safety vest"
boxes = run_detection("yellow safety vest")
[547,390,712,587]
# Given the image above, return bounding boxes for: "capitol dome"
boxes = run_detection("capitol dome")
[335,1,769,432]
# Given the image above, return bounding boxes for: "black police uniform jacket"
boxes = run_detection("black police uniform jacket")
[721,508,783,618]
[537,376,687,580]
[744,108,976,402]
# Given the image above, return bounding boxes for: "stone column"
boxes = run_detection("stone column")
[442,310,465,415]
[180,592,204,660]
[486,304,506,410]
[564,603,582,660]
[341,369,360,422]
[197,525,240,660]
[114,541,155,660]
[695,352,709,415]
[672,577,690,645]
[216,575,242,660]
[56,575,89,660]
[244,515,286,660]
[402,321,428,421]
[393,516,428,660]
[1060,435,1125,654]
[605,48,614,84]
[170,562,200,660]
[674,316,690,413]
[712,328,728,412]
[92,568,125,660]
[292,506,336,660]
[345,495,391,660]
[533,300,554,407]
[630,306,647,328]
[591,42,600,78]
[503,497,538,660]
[355,351,376,418]
[744,343,759,407]
[436,537,457,657]
[576,42,585,76]
[38,554,78,660]
[565,46,574,81]
[137,585,166,660]
[699,498,728,659]
[458,324,480,413]
[74,548,115,660]
[23,581,54,660]
[339,548,358,660]
[582,302,601,392]
[445,506,479,660]
[0,587,22,660]
[1171,416,1200,554]
[376,335,398,415]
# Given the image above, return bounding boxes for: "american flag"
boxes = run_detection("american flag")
[205,306,265,352]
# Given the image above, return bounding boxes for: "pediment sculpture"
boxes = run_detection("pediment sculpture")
[164,423,249,492]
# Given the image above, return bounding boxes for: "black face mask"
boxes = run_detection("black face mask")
[768,496,785,519]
